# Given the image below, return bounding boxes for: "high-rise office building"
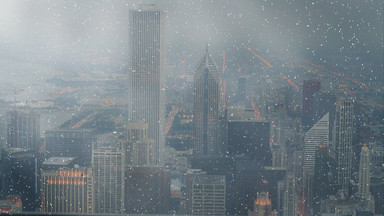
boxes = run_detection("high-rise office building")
[128,6,166,165]
[7,109,40,150]
[358,145,370,199]
[193,49,221,157]
[41,157,93,214]
[45,129,95,166]
[92,145,124,214]
[304,112,329,175]
[335,99,353,196]
[186,170,226,215]
[302,79,321,129]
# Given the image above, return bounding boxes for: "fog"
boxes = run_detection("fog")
[0,0,382,70]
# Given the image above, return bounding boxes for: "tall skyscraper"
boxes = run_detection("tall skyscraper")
[128,5,166,165]
[358,145,370,199]
[335,99,353,196]
[304,112,329,175]
[193,49,221,157]
[92,145,124,214]
[7,109,40,150]
[302,79,321,129]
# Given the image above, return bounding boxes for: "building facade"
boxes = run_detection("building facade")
[186,173,226,215]
[304,112,329,175]
[128,6,166,165]
[45,129,95,166]
[92,145,124,214]
[123,122,155,166]
[358,145,370,199]
[335,99,353,196]
[193,50,221,158]
[41,162,93,214]
[7,109,40,150]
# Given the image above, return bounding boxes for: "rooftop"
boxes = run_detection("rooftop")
[43,157,75,166]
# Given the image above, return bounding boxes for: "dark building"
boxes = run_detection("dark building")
[312,144,338,215]
[45,129,95,165]
[227,120,271,165]
[7,109,40,151]
[125,166,170,214]
[193,49,222,158]
[313,90,336,141]
[0,148,37,211]
[302,79,321,130]
[237,76,247,104]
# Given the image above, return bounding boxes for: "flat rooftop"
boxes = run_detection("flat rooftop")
[43,157,75,166]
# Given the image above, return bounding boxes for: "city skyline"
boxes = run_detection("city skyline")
[0,1,382,215]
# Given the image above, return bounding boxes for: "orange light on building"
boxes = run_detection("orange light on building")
[57,170,88,177]
[47,178,85,185]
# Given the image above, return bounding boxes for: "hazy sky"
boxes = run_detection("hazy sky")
[0,0,382,67]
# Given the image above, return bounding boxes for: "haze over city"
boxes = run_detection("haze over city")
[0,0,382,215]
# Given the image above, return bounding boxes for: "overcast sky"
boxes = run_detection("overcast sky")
[0,0,382,67]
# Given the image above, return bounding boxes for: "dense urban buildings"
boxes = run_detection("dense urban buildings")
[0,1,382,215]
[128,6,166,165]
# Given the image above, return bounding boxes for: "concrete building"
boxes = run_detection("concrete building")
[193,49,222,158]
[358,145,375,212]
[283,173,297,216]
[128,6,166,165]
[40,157,93,214]
[45,129,95,166]
[92,145,124,214]
[123,122,155,166]
[186,169,226,215]
[7,109,40,150]
[358,145,370,199]
[335,99,353,196]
